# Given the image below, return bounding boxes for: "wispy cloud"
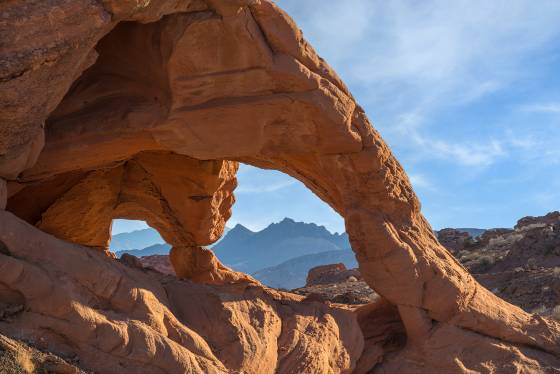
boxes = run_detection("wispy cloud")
[235,180,296,194]
[392,111,508,167]
[408,173,436,191]
[430,139,505,167]
[277,0,560,170]
[519,102,560,114]
[284,0,560,92]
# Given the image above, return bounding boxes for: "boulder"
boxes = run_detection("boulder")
[306,263,362,286]
[139,254,175,275]
[516,211,560,229]
[436,228,473,253]
[477,228,515,246]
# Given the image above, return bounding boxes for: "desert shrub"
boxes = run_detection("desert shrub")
[487,233,523,249]
[478,255,495,271]
[516,223,546,232]
[527,257,538,269]
[463,237,478,248]
[457,250,470,260]
[467,255,497,273]
[544,244,556,256]
[552,305,560,321]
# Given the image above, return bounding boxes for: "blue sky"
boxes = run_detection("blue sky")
[113,0,560,235]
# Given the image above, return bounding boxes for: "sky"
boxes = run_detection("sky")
[113,0,560,235]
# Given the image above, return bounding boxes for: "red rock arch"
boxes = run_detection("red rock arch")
[2,0,559,371]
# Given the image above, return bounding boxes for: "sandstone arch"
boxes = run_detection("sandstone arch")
[1,0,560,372]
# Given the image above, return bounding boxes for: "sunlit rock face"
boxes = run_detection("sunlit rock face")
[1,0,559,373]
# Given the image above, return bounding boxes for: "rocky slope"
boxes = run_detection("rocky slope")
[298,212,560,319]
[476,268,560,315]
[0,333,87,374]
[1,0,560,372]
[0,211,362,373]
[440,212,560,275]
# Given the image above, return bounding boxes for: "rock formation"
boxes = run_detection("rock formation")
[138,254,175,276]
[0,211,362,373]
[435,228,474,254]
[477,268,560,314]
[1,0,560,372]
[295,265,376,306]
[300,212,560,321]
[306,263,361,287]
[516,211,560,230]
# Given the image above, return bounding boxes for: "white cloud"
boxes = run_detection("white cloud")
[276,0,560,169]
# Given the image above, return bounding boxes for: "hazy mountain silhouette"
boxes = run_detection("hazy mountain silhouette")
[212,218,350,274]
[110,228,164,252]
[112,227,230,257]
[252,250,357,289]
[116,243,171,258]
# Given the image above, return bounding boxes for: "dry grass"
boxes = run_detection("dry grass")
[487,233,523,249]
[531,305,548,315]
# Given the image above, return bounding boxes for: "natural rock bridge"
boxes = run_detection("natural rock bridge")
[1,1,559,372]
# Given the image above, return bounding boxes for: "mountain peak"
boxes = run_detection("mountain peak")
[231,223,253,233]
[280,217,295,224]
[213,217,351,274]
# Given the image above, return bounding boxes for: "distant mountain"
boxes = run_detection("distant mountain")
[252,250,357,289]
[110,228,164,252]
[113,227,230,257]
[115,243,170,258]
[213,218,350,274]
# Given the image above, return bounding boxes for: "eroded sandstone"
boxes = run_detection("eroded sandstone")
[1,0,560,372]
[0,211,363,373]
